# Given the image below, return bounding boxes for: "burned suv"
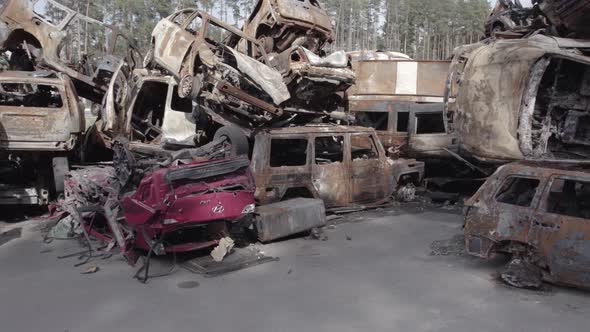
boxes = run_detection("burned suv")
[0,71,84,205]
[251,125,424,209]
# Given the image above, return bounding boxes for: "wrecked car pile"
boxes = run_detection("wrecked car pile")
[450,0,590,291]
[0,0,428,280]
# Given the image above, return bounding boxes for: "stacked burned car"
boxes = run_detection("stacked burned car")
[0,70,83,205]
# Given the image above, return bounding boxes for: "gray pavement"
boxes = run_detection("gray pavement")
[0,205,589,332]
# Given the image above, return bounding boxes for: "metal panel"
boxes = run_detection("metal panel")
[255,198,326,242]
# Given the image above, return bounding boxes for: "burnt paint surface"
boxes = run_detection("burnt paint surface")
[251,126,406,209]
[464,162,590,290]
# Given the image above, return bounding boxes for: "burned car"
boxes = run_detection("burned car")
[0,70,83,205]
[0,0,142,103]
[447,34,590,165]
[145,8,298,130]
[464,161,590,290]
[250,125,424,209]
[485,0,543,37]
[235,0,354,116]
[146,9,354,133]
[241,0,334,55]
[93,67,197,150]
[347,53,456,159]
[58,140,256,268]
[538,0,590,38]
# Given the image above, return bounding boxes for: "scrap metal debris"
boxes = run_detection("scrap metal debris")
[501,257,543,289]
[81,266,100,275]
[211,237,236,263]
[183,246,278,277]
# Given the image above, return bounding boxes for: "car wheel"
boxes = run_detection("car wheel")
[178,74,194,99]
[143,47,154,69]
[214,126,249,157]
[52,157,69,194]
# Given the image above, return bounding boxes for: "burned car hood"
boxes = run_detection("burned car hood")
[228,47,291,105]
[452,34,590,163]
[301,48,349,68]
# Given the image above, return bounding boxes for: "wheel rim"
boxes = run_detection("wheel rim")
[178,75,193,99]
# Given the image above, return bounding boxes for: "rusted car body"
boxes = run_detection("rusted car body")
[0,70,83,205]
[0,0,141,103]
[95,67,196,149]
[146,9,299,130]
[235,1,353,113]
[347,53,456,158]
[250,125,424,209]
[538,0,590,38]
[147,8,354,131]
[447,34,590,165]
[241,0,333,55]
[464,162,590,290]
[484,0,540,37]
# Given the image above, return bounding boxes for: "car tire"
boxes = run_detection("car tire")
[178,74,194,99]
[214,126,249,157]
[52,157,69,194]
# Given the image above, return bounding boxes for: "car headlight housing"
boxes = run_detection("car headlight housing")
[241,204,255,214]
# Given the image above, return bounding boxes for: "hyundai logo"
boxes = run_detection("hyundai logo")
[212,203,225,214]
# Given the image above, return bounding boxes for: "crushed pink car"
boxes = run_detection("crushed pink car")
[60,153,255,266]
[120,157,255,256]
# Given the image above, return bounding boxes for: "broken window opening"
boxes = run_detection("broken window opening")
[315,136,344,165]
[171,85,193,113]
[59,17,111,69]
[546,178,590,219]
[396,111,409,133]
[352,135,379,160]
[356,112,389,131]
[415,112,446,134]
[270,139,308,167]
[495,177,540,207]
[186,15,203,35]
[531,58,590,157]
[33,0,69,27]
[205,21,232,46]
[172,10,194,26]
[131,81,168,142]
[0,83,63,108]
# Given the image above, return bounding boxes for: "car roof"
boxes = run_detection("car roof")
[262,124,377,135]
[0,71,65,84]
[499,161,590,178]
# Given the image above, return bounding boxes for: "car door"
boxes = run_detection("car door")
[350,133,387,204]
[527,175,590,289]
[153,9,196,75]
[490,174,544,242]
[312,134,351,207]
